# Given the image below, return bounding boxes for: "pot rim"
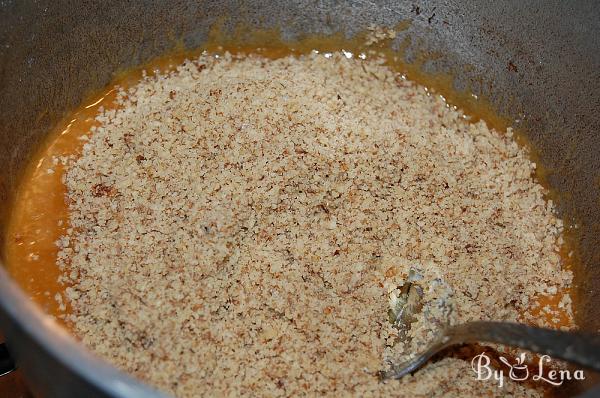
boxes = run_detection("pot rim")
[0,265,168,397]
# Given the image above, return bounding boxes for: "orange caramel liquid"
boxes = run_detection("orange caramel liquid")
[2,44,575,331]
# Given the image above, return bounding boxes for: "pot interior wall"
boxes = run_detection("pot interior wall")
[0,0,599,394]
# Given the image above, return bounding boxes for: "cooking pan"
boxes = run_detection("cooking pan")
[0,1,599,396]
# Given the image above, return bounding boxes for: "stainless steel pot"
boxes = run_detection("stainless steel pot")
[0,1,598,396]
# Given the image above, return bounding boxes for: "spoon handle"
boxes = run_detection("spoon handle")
[448,321,600,372]
[381,321,600,380]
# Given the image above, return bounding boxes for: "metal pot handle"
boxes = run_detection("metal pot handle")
[0,343,16,377]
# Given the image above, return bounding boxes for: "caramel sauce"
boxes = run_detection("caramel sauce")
[2,29,575,331]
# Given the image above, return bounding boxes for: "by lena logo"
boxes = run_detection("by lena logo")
[471,352,585,387]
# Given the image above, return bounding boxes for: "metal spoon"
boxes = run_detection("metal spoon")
[379,321,600,380]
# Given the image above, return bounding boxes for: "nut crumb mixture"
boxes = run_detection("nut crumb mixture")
[56,52,572,397]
